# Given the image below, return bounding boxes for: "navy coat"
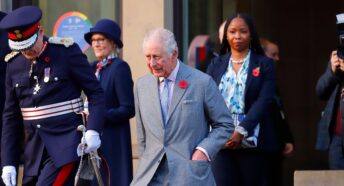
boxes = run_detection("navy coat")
[207,52,279,186]
[0,28,10,140]
[1,38,104,177]
[91,57,135,186]
[206,52,279,152]
[0,23,11,173]
[315,62,344,150]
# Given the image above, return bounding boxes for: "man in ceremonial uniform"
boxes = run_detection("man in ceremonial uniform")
[0,6,104,186]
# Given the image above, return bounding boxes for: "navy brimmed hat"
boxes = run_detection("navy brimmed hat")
[84,19,123,48]
[0,6,42,51]
[0,11,6,21]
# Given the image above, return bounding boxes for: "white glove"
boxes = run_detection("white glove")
[2,166,16,186]
[84,130,101,154]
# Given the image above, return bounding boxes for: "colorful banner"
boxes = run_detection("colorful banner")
[53,11,92,52]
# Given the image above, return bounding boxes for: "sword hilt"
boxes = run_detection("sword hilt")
[76,124,104,186]
[77,124,86,133]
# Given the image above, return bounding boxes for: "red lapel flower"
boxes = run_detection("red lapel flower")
[252,67,260,77]
[44,57,50,63]
[179,80,188,89]
[107,60,112,66]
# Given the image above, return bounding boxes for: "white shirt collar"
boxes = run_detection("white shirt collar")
[159,60,180,83]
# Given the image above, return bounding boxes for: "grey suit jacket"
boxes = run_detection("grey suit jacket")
[131,62,234,186]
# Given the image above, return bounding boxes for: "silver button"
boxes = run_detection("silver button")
[54,77,58,81]
[37,124,41,128]
[15,83,19,87]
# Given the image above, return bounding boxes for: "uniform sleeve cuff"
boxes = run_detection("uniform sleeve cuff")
[86,129,99,136]
[196,147,211,161]
[235,125,248,137]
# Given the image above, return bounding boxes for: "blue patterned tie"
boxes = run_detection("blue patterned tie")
[160,78,170,126]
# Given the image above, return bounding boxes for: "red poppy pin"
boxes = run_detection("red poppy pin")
[179,80,188,89]
[44,57,50,63]
[252,67,260,77]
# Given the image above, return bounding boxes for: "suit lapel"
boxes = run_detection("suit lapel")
[214,54,230,85]
[166,63,190,123]
[245,52,260,95]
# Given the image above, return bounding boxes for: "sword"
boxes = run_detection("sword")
[76,124,104,186]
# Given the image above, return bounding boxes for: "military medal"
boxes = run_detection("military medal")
[44,67,50,83]
[33,76,40,95]
[29,61,34,77]
[33,84,40,95]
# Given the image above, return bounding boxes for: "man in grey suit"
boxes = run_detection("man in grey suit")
[131,28,234,186]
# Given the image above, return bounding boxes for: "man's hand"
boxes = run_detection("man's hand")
[84,130,101,153]
[224,131,244,149]
[2,166,16,186]
[283,143,294,157]
[191,149,209,161]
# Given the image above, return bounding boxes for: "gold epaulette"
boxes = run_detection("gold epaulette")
[48,37,74,47]
[5,51,20,63]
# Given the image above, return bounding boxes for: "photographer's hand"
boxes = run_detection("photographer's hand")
[331,50,344,72]
[339,58,344,72]
[331,50,341,73]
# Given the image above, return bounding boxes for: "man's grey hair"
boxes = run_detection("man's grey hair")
[142,28,178,57]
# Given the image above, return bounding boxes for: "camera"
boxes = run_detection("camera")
[336,13,344,59]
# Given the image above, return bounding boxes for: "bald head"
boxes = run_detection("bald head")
[260,38,280,62]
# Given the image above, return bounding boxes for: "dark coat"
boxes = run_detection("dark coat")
[270,93,294,152]
[207,52,280,186]
[0,13,11,186]
[91,58,135,186]
[0,28,11,146]
[1,39,104,177]
[315,62,344,150]
[207,52,279,152]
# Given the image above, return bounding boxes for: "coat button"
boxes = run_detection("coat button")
[37,124,41,128]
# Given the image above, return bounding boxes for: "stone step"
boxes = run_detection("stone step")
[294,170,344,186]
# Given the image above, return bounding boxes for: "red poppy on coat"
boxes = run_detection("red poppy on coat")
[252,67,260,77]
[44,57,50,63]
[179,80,188,89]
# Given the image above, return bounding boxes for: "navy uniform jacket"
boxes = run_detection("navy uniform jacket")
[0,29,10,106]
[1,38,105,177]
[207,52,279,152]
[0,29,10,130]
[0,25,11,170]
[91,58,135,186]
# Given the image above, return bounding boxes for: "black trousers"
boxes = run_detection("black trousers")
[22,149,79,186]
[212,148,268,186]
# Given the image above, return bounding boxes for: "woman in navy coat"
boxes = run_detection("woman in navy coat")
[207,13,279,186]
[84,19,135,186]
